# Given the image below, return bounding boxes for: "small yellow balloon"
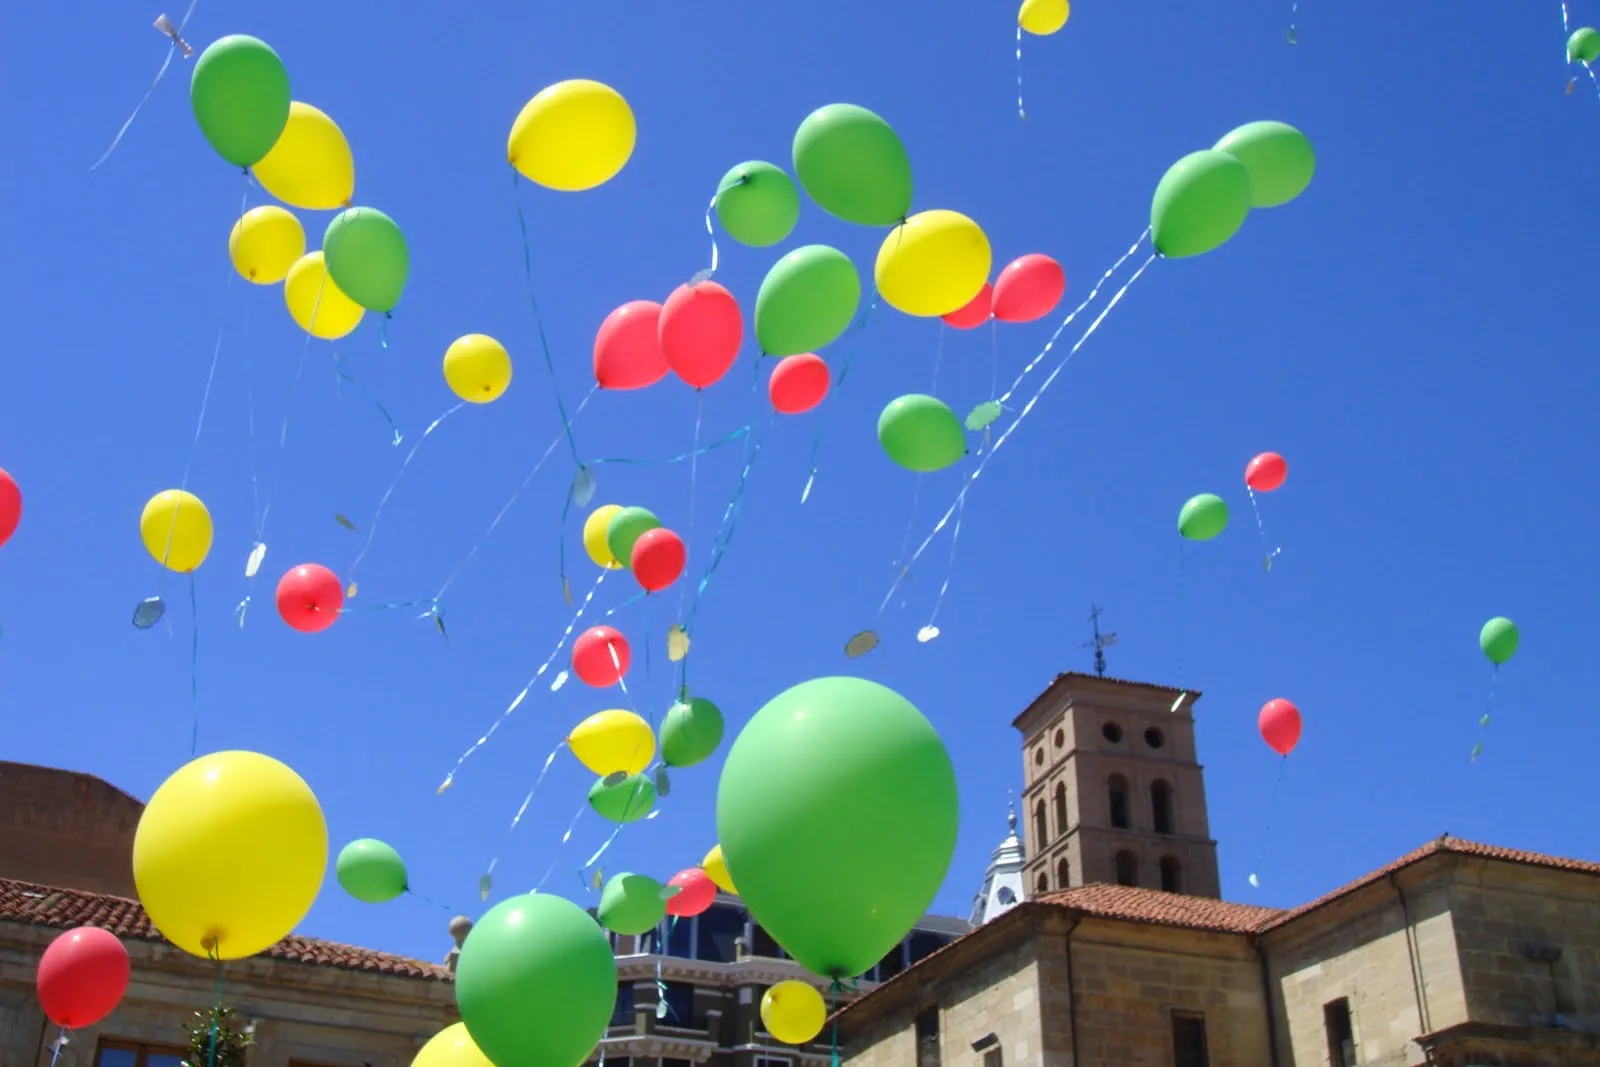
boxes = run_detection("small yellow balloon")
[762,980,827,1045]
[1019,0,1070,35]
[284,251,365,340]
[569,709,656,776]
[229,206,305,285]
[583,504,625,570]
[874,209,993,318]
[412,1023,494,1067]
[703,843,736,895]
[443,334,513,404]
[132,751,328,960]
[253,101,356,211]
[140,489,214,573]
[508,79,636,192]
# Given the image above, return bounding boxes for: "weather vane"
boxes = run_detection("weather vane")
[1080,604,1118,677]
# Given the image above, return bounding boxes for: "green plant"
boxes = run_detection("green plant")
[179,1004,253,1067]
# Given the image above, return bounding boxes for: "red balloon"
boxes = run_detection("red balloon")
[37,926,130,1029]
[0,467,19,549]
[767,353,831,415]
[665,867,717,917]
[1259,698,1302,756]
[572,625,631,687]
[1245,452,1288,493]
[942,282,992,329]
[991,254,1065,323]
[594,301,670,390]
[631,527,686,593]
[659,281,743,389]
[275,563,344,633]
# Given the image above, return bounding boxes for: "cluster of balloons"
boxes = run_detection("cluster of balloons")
[1151,121,1315,259]
[581,503,687,593]
[1178,450,1290,542]
[596,281,744,391]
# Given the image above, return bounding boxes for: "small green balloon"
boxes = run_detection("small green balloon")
[1479,617,1520,666]
[877,394,966,473]
[597,872,667,935]
[660,696,726,768]
[589,773,656,823]
[1214,121,1316,209]
[754,245,861,356]
[456,893,616,1067]
[1150,149,1253,259]
[605,506,661,569]
[1570,27,1600,63]
[715,162,801,248]
[322,207,409,314]
[335,838,408,904]
[1178,493,1229,541]
[792,103,914,227]
[190,35,291,168]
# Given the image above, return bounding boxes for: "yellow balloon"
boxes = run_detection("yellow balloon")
[253,102,356,211]
[229,206,305,285]
[413,1023,494,1067]
[568,709,656,776]
[284,251,365,340]
[132,751,328,960]
[703,843,736,895]
[762,980,827,1045]
[508,80,636,192]
[139,489,214,573]
[443,334,513,404]
[874,209,993,318]
[1019,0,1070,35]
[583,504,625,570]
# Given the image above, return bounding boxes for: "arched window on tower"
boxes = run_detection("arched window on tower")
[1036,871,1049,895]
[1108,774,1130,830]
[1056,856,1071,889]
[1159,855,1183,894]
[1115,849,1139,887]
[1151,779,1174,835]
[1033,799,1049,847]
[1053,782,1068,833]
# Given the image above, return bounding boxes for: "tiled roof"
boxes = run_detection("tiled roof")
[1037,884,1281,933]
[0,878,451,981]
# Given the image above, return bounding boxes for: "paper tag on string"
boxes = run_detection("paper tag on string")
[965,400,1002,431]
[654,765,672,797]
[570,466,597,509]
[591,868,604,891]
[152,14,194,57]
[335,514,358,532]
[244,541,266,579]
[845,630,879,658]
[916,625,940,644]
[132,596,166,630]
[602,771,628,788]
[478,874,492,901]
[346,581,359,599]
[563,577,573,606]
[551,670,569,692]
[666,625,690,662]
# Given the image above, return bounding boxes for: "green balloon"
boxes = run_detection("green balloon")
[715,162,801,248]
[190,35,291,168]
[792,104,914,227]
[754,245,861,356]
[1479,617,1520,666]
[1214,121,1316,209]
[1178,493,1229,541]
[605,506,661,569]
[322,208,409,314]
[716,676,958,979]
[877,394,967,473]
[660,696,725,768]
[597,872,667,935]
[335,838,407,904]
[456,893,616,1067]
[589,773,656,823]
[1570,27,1600,63]
[1150,149,1253,259]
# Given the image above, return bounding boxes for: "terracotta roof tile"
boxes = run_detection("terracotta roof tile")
[1037,884,1281,933]
[0,878,450,981]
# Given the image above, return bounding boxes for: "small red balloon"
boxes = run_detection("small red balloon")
[660,281,743,389]
[0,467,19,548]
[572,625,631,687]
[631,527,686,593]
[37,926,130,1029]
[1259,698,1302,756]
[665,867,718,917]
[1245,452,1288,493]
[992,254,1065,323]
[942,282,993,329]
[276,563,344,633]
[594,301,670,390]
[767,353,831,415]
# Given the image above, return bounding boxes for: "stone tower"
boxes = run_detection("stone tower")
[1013,672,1220,899]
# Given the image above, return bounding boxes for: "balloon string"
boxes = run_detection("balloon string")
[678,392,707,620]
[345,402,465,592]
[1015,26,1028,120]
[887,475,924,615]
[1470,664,1499,764]
[332,349,405,446]
[1247,755,1290,889]
[404,886,463,916]
[588,423,750,466]
[510,168,582,468]
[1245,487,1282,573]
[988,318,1001,398]
[1176,541,1188,691]
[682,414,775,639]
[240,299,262,535]
[87,0,201,172]
[531,801,587,895]
[480,742,566,899]
[697,194,720,283]
[918,481,968,640]
[47,1027,68,1066]
[802,292,882,503]
[187,574,202,756]
[205,945,224,1067]
[1286,0,1299,44]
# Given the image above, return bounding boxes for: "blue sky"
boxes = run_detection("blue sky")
[2,3,1598,964]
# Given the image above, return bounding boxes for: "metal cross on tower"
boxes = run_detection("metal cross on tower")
[1081,604,1119,677]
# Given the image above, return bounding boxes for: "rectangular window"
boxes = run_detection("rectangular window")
[95,1043,187,1067]
[915,1007,940,1067]
[983,1049,1005,1067]
[751,922,784,958]
[1324,998,1357,1067]
[907,930,948,965]
[662,1059,695,1067]
[611,981,636,1027]
[659,981,698,1028]
[755,1058,794,1067]
[696,905,743,963]
[1172,1011,1209,1067]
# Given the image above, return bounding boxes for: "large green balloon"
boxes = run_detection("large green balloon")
[717,676,958,979]
[792,104,914,227]
[1479,617,1520,666]
[1178,493,1229,541]
[456,893,616,1067]
[335,838,407,904]
[660,696,725,768]
[190,35,291,168]
[605,506,661,569]
[754,245,861,356]
[877,395,967,473]
[589,773,656,823]
[715,162,801,248]
[1150,150,1253,259]
[323,208,409,314]
[597,873,667,935]
[1214,121,1316,209]
[1569,27,1600,63]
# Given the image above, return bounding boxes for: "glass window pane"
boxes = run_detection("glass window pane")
[695,905,742,963]
[666,915,694,958]
[611,981,635,1027]
[145,1055,186,1067]
[94,1049,138,1067]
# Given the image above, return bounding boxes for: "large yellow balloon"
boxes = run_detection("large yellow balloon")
[1019,0,1070,35]
[508,80,636,192]
[703,843,736,895]
[568,709,656,776]
[413,1023,494,1067]
[140,489,214,573]
[229,206,305,284]
[253,102,356,211]
[443,334,513,404]
[132,751,328,960]
[284,251,365,340]
[582,504,624,570]
[875,209,993,318]
[761,980,827,1045]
